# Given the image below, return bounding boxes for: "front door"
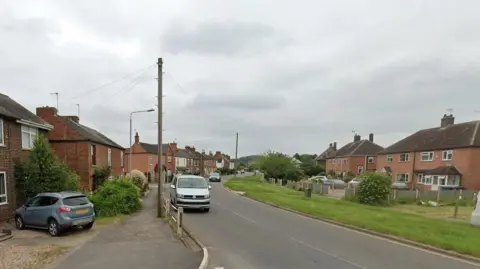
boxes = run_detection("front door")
[431,176,439,191]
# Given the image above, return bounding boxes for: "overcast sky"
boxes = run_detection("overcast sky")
[2,1,480,157]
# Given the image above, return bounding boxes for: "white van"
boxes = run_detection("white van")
[471,192,480,226]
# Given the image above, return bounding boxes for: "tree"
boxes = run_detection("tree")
[16,135,79,199]
[92,166,111,191]
[300,162,325,177]
[257,151,303,181]
[357,172,392,206]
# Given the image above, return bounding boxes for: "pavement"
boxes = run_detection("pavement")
[180,175,480,269]
[54,186,203,269]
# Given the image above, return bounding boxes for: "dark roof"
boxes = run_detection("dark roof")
[174,149,192,158]
[315,146,336,161]
[0,93,51,129]
[65,120,124,149]
[330,140,384,158]
[139,142,169,154]
[379,120,480,154]
[415,165,462,176]
[203,154,215,160]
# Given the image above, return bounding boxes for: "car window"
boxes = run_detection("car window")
[26,196,42,206]
[38,196,58,207]
[63,196,89,206]
[177,177,208,189]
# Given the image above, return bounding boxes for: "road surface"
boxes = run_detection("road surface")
[179,177,480,269]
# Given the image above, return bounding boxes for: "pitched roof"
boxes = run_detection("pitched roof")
[330,140,384,158]
[0,93,52,130]
[415,165,462,176]
[203,154,215,160]
[139,142,169,154]
[315,146,336,161]
[174,149,192,158]
[379,120,480,154]
[65,120,124,149]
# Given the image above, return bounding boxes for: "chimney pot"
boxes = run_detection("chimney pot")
[369,133,374,142]
[354,134,361,142]
[134,132,139,144]
[441,114,455,127]
[333,142,337,150]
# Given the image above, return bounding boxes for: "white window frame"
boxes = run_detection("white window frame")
[417,173,424,184]
[442,150,453,161]
[0,118,4,146]
[21,125,38,149]
[420,152,434,162]
[168,156,172,163]
[0,172,7,205]
[120,151,124,167]
[396,173,409,182]
[107,148,112,167]
[386,155,393,162]
[399,153,410,162]
[367,156,374,163]
[357,166,364,174]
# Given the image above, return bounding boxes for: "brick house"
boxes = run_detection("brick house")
[377,114,480,190]
[325,133,384,177]
[214,151,232,170]
[203,151,216,175]
[36,106,124,191]
[174,147,191,174]
[0,94,53,221]
[184,146,201,174]
[126,132,176,182]
[314,142,337,168]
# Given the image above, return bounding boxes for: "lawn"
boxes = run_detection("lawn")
[225,176,480,257]
[391,204,473,222]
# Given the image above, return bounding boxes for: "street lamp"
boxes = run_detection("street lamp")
[129,109,155,173]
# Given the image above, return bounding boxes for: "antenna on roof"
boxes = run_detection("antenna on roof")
[50,92,59,112]
[446,108,453,115]
[352,130,357,135]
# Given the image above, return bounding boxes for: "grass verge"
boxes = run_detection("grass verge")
[96,215,127,226]
[225,176,480,257]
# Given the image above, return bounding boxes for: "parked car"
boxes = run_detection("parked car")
[471,192,480,226]
[14,192,95,237]
[209,172,221,182]
[308,176,328,183]
[170,175,211,212]
[324,179,346,189]
[348,178,361,188]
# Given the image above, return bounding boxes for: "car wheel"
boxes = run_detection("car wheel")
[48,219,60,237]
[15,215,25,230]
[83,221,94,230]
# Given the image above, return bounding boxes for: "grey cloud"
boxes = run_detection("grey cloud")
[188,93,286,111]
[161,20,287,56]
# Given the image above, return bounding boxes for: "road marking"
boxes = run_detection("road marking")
[232,211,257,224]
[291,237,366,269]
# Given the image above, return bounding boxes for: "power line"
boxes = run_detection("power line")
[164,72,188,94]
[72,63,156,99]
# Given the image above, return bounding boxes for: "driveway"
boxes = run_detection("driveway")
[180,177,480,269]
[53,187,203,269]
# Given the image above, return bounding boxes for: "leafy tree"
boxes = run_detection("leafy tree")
[16,135,79,199]
[293,153,301,160]
[327,170,336,178]
[92,166,111,191]
[257,151,302,181]
[300,162,325,177]
[357,172,392,206]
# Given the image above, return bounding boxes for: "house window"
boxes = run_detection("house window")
[168,156,172,163]
[176,158,179,166]
[21,125,38,149]
[91,145,97,165]
[120,151,124,167]
[421,152,434,161]
[357,166,364,174]
[442,150,453,161]
[367,157,374,163]
[107,148,112,167]
[149,156,153,167]
[399,153,409,162]
[0,172,7,205]
[0,118,4,146]
[386,155,393,162]
[417,173,424,184]
[396,173,409,182]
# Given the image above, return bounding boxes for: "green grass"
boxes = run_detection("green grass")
[95,215,127,226]
[225,176,480,257]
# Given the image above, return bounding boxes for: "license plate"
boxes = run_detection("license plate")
[76,209,88,214]
[73,218,91,226]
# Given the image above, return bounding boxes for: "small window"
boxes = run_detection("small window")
[62,195,89,206]
[399,153,410,162]
[442,150,453,161]
[168,156,172,163]
[367,157,374,163]
[107,148,112,167]
[0,118,4,146]
[21,125,38,149]
[91,145,97,165]
[0,172,7,205]
[421,152,434,161]
[357,166,364,174]
[396,173,409,182]
[386,155,393,162]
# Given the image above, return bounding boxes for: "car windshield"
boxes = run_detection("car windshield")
[211,173,219,177]
[63,195,89,206]
[177,177,208,189]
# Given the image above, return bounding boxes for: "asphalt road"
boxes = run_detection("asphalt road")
[180,176,480,269]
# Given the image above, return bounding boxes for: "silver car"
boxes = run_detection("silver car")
[14,192,95,236]
[170,175,211,212]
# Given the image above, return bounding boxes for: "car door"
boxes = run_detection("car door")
[23,196,45,226]
[170,176,177,202]
[35,196,59,227]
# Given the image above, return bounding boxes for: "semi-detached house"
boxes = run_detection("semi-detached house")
[377,114,480,190]
[36,106,125,191]
[0,94,53,221]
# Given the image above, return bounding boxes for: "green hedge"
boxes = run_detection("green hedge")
[89,179,142,217]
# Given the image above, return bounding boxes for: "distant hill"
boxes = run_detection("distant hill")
[235,155,262,165]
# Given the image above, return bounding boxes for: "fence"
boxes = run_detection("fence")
[285,181,330,195]
[162,197,184,237]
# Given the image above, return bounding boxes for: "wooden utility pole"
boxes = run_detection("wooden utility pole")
[157,58,164,218]
[235,132,239,161]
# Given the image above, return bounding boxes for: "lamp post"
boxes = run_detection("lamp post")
[129,109,155,173]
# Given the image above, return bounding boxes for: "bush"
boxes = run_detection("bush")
[357,172,392,206]
[92,166,111,191]
[126,169,148,194]
[89,179,142,217]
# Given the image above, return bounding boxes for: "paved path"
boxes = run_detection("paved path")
[55,187,202,269]
[182,176,480,269]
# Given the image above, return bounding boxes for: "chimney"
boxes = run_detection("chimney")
[134,132,139,144]
[354,134,361,142]
[170,142,178,151]
[202,150,205,155]
[61,115,79,123]
[185,146,191,151]
[333,142,337,150]
[209,151,213,156]
[369,133,374,142]
[36,106,57,119]
[192,147,196,153]
[441,114,455,127]
[329,143,332,148]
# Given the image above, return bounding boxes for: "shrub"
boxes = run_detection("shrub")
[357,172,392,206]
[126,169,148,194]
[89,179,141,217]
[92,166,111,191]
